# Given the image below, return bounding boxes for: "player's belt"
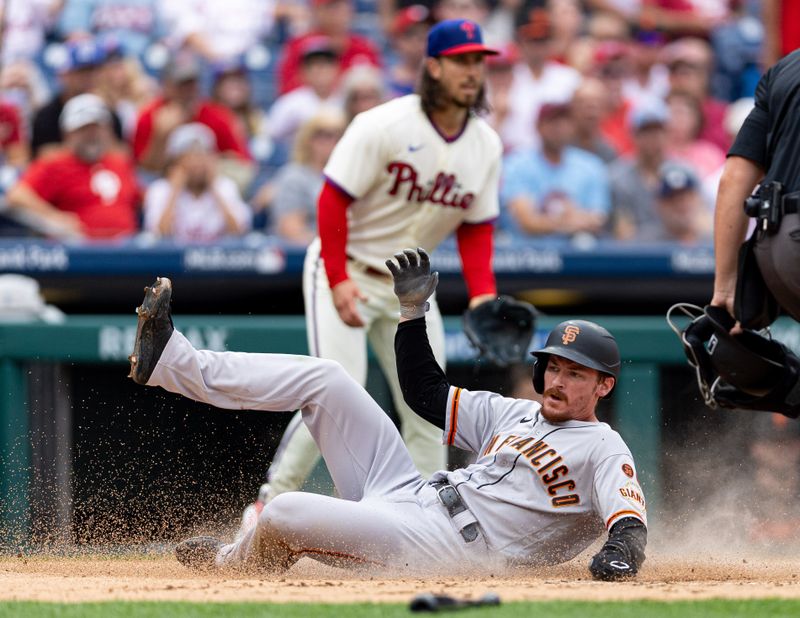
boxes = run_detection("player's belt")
[346,254,393,280]
[431,480,481,543]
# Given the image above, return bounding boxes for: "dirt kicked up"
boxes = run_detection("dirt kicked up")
[2,553,800,604]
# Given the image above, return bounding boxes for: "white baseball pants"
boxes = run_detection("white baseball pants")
[149,330,491,573]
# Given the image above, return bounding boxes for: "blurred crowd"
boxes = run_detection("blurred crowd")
[0,0,795,246]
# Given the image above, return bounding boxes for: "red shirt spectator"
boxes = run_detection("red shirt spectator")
[0,102,24,149]
[592,42,635,157]
[779,1,800,58]
[133,98,251,163]
[131,52,252,174]
[663,38,731,151]
[764,0,800,67]
[19,149,139,238]
[700,97,729,152]
[8,94,139,240]
[601,100,635,157]
[277,0,381,94]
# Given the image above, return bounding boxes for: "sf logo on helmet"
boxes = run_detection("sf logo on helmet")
[562,325,580,345]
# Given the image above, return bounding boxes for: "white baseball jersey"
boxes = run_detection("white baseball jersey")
[438,387,647,566]
[324,94,502,273]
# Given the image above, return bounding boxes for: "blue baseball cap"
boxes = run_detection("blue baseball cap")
[60,39,104,73]
[426,19,498,58]
[659,162,698,197]
[628,98,670,131]
[211,56,248,80]
[98,34,126,62]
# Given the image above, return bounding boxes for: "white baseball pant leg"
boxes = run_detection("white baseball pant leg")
[148,330,483,573]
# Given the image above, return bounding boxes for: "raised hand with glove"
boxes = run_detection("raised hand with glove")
[386,248,537,366]
[385,248,439,321]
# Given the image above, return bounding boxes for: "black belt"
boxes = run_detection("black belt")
[431,480,480,543]
[345,253,392,280]
[783,191,800,214]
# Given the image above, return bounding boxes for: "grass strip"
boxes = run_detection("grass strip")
[1,599,799,618]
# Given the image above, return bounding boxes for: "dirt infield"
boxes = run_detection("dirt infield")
[2,554,800,603]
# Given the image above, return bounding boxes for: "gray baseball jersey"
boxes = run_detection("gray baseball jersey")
[437,387,647,566]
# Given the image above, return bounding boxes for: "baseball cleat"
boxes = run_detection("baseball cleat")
[175,536,225,571]
[128,276,174,385]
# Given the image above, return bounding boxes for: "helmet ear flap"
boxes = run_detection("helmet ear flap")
[531,353,548,394]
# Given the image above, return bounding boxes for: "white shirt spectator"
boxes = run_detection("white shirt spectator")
[162,0,276,60]
[501,61,581,152]
[0,0,62,64]
[268,89,341,144]
[622,65,670,110]
[596,0,641,19]
[690,0,729,22]
[144,176,252,242]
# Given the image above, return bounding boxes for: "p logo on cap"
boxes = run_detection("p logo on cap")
[426,19,499,57]
[460,21,476,39]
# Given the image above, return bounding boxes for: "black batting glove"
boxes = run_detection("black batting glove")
[385,248,439,320]
[589,542,638,581]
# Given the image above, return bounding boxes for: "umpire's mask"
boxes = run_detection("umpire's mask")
[667,303,800,418]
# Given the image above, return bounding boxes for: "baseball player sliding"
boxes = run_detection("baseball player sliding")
[246,18,504,523]
[128,250,647,579]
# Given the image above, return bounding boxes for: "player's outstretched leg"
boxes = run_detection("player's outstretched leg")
[145,329,422,500]
[128,277,174,385]
[128,280,428,572]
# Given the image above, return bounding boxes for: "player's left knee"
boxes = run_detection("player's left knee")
[258,492,307,536]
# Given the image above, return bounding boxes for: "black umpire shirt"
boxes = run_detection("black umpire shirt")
[729,49,800,193]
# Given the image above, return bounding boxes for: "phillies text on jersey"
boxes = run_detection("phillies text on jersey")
[323,94,502,272]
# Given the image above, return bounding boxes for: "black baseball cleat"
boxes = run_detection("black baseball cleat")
[175,536,225,571]
[128,277,174,385]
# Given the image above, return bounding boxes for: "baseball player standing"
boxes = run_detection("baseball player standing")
[246,19,504,523]
[128,253,647,579]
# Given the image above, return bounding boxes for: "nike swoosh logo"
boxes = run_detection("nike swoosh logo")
[520,417,533,423]
[408,144,424,152]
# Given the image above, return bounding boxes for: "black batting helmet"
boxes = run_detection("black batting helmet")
[531,320,620,397]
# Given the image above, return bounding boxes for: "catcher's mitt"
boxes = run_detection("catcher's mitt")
[463,296,537,368]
